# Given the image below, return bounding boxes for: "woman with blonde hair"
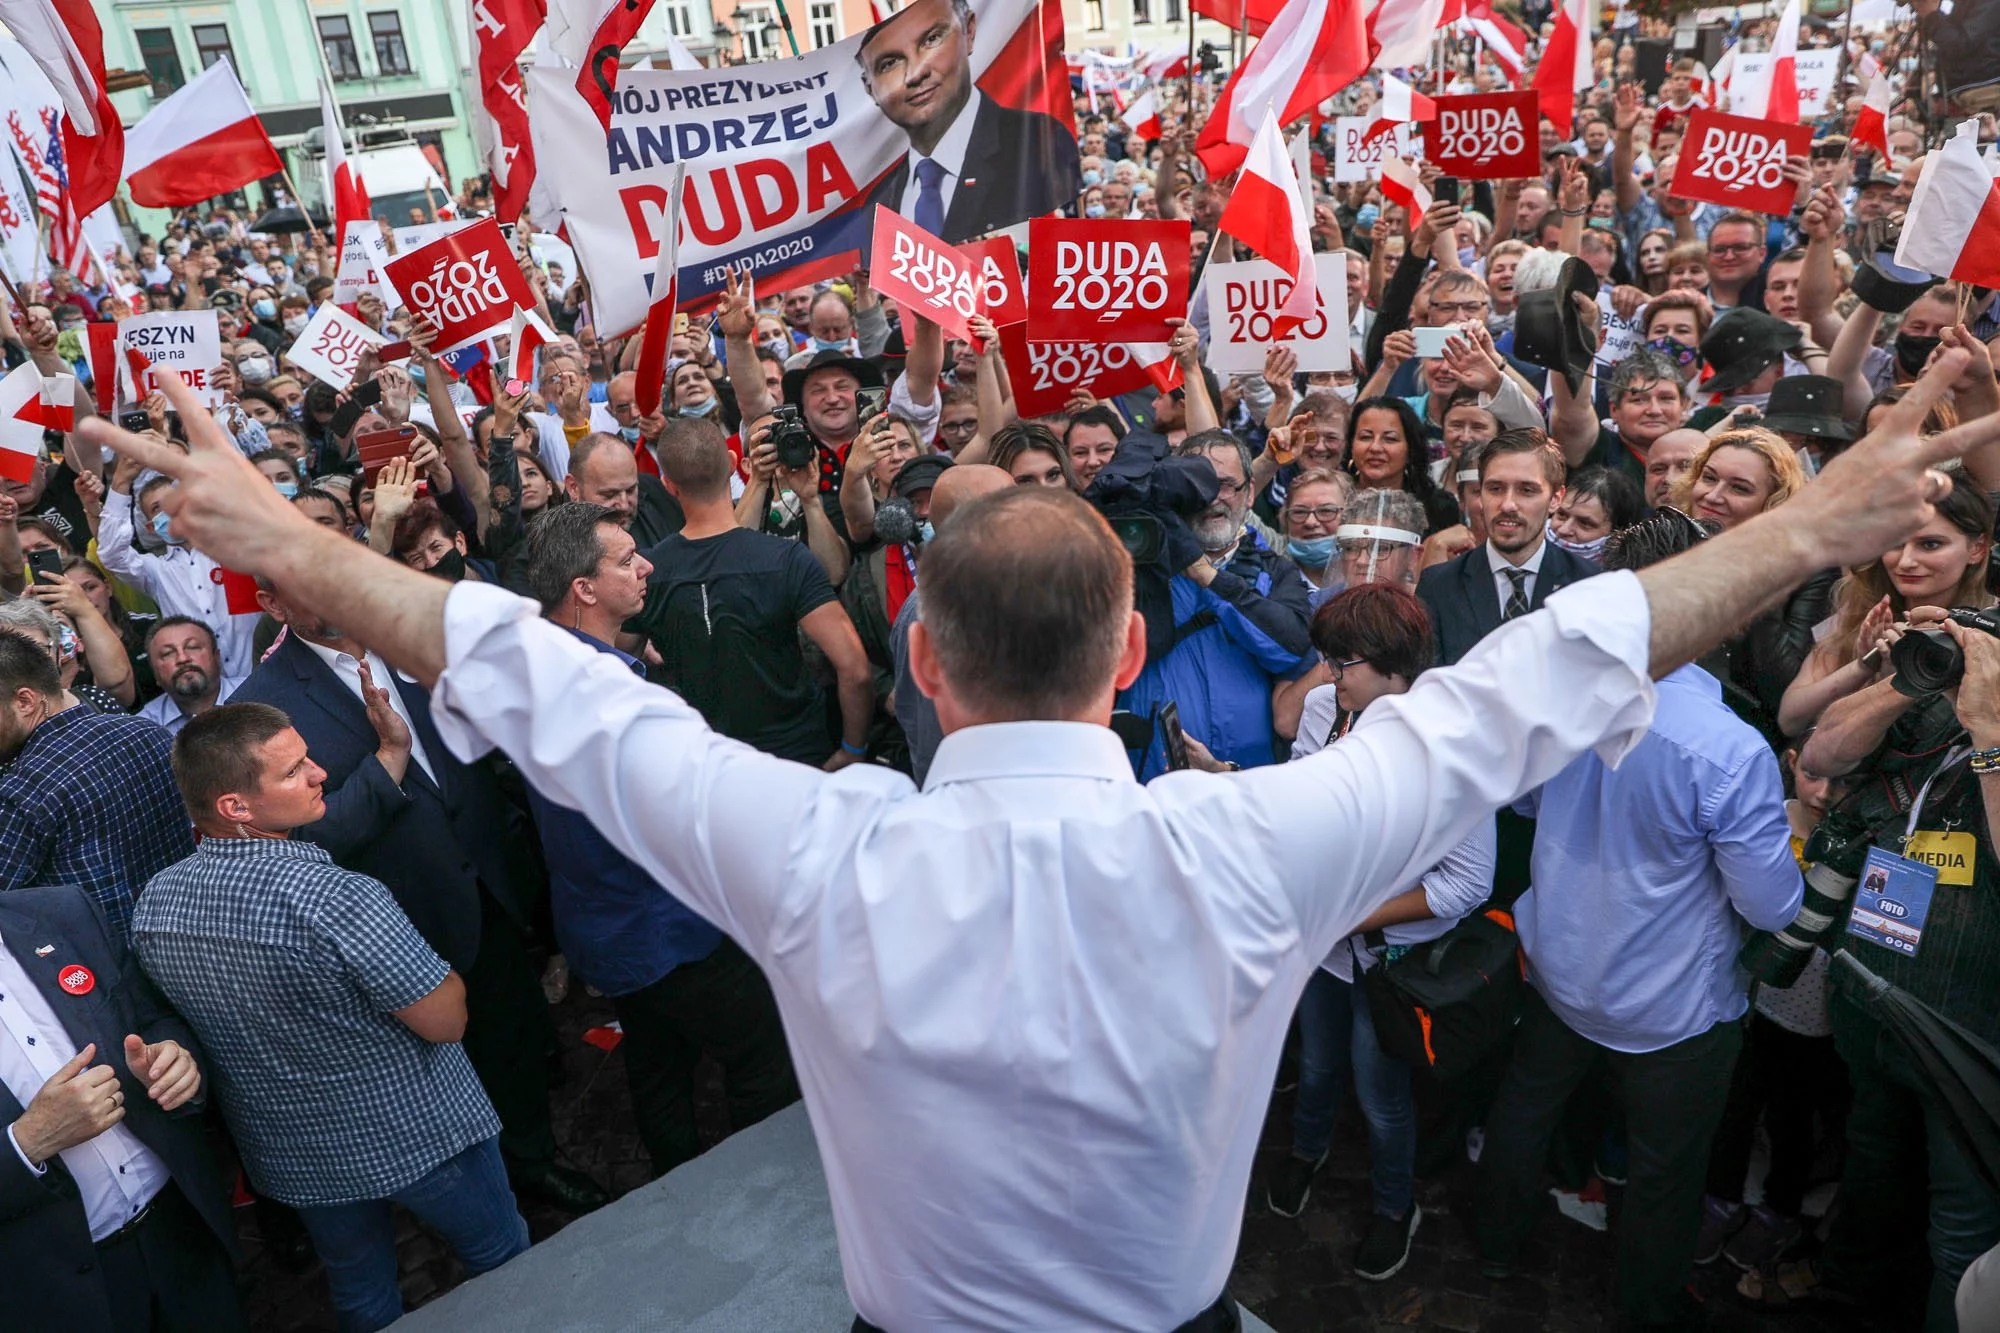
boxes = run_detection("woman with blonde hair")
[1778,483,1996,738]
[1672,428,1809,530]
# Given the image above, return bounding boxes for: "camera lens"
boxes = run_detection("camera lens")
[1892,628,1965,696]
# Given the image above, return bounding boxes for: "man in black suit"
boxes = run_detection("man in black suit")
[858,0,1081,243]
[1418,428,1599,668]
[232,588,609,1215]
[1,884,242,1333]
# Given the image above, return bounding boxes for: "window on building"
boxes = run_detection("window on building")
[191,24,236,71]
[665,0,697,38]
[809,0,840,48]
[319,16,364,80]
[136,28,185,97]
[1133,0,1151,21]
[369,12,412,76]
[739,4,778,61]
[1085,0,1105,28]
[1166,0,1183,20]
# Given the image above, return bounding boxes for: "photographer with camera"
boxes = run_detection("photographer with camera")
[1794,490,2000,1328]
[733,411,853,587]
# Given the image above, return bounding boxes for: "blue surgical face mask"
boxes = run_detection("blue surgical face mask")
[1587,216,1614,230]
[762,336,791,357]
[274,480,299,499]
[252,298,277,320]
[1287,535,1338,568]
[618,424,642,443]
[813,336,850,353]
[1545,520,1609,561]
[286,402,305,421]
[150,510,183,546]
[916,520,935,545]
[1082,169,1104,187]
[1085,204,1108,219]
[681,397,718,418]
[1355,203,1380,230]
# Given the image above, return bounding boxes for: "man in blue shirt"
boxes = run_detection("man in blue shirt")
[1474,512,1803,1331]
[133,703,526,1333]
[524,503,797,1176]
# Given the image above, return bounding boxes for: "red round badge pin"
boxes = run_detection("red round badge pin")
[58,965,94,996]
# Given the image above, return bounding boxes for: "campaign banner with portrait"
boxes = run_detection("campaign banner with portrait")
[529,0,1078,336]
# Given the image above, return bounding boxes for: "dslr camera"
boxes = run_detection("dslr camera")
[1083,433,1219,661]
[1891,607,2000,697]
[769,405,817,471]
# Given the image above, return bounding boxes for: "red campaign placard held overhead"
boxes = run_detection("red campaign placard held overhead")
[868,206,980,344]
[1426,92,1540,180]
[1026,219,1190,344]
[999,328,1159,419]
[962,236,1027,329]
[382,217,537,352]
[1669,110,1812,217]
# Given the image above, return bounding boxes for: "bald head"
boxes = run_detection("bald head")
[915,488,1137,722]
[1646,428,1707,511]
[929,463,1014,530]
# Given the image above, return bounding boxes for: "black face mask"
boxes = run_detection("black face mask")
[428,549,467,583]
[1895,332,1943,376]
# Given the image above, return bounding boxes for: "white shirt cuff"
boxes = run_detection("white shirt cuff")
[7,1121,46,1175]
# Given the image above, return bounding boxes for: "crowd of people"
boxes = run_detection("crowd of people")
[4,1,1999,1331]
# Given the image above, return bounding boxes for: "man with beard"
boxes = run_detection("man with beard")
[1419,429,1596,667]
[138,618,245,737]
[1115,430,1314,778]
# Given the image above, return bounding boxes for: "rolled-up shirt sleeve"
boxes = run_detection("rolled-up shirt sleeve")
[1242,571,1657,958]
[428,582,896,953]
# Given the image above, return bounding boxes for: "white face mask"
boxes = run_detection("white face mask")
[1331,384,1358,403]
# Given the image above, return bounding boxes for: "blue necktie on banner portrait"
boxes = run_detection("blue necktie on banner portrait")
[914,158,947,240]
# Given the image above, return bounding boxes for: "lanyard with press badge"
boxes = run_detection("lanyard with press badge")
[1848,746,1973,958]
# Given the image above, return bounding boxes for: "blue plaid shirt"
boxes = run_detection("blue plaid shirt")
[132,837,499,1207]
[0,704,193,935]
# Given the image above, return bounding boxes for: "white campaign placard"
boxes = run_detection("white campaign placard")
[1203,253,1351,374]
[333,220,400,308]
[117,311,222,408]
[285,302,388,390]
[1334,118,1419,183]
[1728,50,1840,121]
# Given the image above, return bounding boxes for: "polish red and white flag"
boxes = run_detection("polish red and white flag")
[1851,74,1893,161]
[320,82,371,246]
[631,165,686,417]
[1196,0,1375,176]
[1896,120,2000,291]
[1363,73,1437,146]
[1467,13,1529,78]
[1141,46,1190,82]
[507,306,558,389]
[1122,91,1163,142]
[1531,0,1592,136]
[1130,343,1183,394]
[1759,0,1803,123]
[0,362,46,485]
[122,57,282,208]
[1381,156,1433,231]
[0,0,124,217]
[472,0,546,223]
[1217,108,1317,339]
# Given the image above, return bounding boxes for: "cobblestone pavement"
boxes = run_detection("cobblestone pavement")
[237,985,1877,1332]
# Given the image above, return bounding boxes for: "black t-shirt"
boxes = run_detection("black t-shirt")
[628,528,838,764]
[27,458,90,552]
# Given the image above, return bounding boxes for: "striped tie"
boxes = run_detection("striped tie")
[1502,567,1529,620]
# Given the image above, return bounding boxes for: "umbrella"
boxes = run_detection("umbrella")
[247,205,329,235]
[1832,949,2000,1197]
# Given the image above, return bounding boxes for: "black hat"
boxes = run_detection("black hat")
[781,349,885,406]
[1513,258,1601,396]
[1853,252,1941,315]
[891,453,952,497]
[1759,374,1855,443]
[1699,308,1802,395]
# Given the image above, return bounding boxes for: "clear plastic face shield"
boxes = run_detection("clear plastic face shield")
[1336,489,1425,590]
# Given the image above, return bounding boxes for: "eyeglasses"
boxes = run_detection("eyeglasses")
[1328,656,1369,679]
[1288,505,1345,525]
[1708,243,1762,257]
[938,419,979,436]
[1429,301,1489,320]
[1215,476,1251,497]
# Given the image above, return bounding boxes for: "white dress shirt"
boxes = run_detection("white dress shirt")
[138,676,247,737]
[895,90,983,226]
[428,573,1657,1330]
[98,491,260,678]
[0,931,170,1240]
[299,640,437,784]
[1487,538,1548,618]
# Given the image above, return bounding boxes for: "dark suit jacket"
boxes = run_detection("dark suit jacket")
[0,885,235,1333]
[632,474,684,551]
[865,96,1082,244]
[1417,542,1600,667]
[232,633,535,970]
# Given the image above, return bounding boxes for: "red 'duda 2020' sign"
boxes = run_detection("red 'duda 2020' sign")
[1026,219,1190,344]
[1670,110,1811,217]
[1426,92,1539,180]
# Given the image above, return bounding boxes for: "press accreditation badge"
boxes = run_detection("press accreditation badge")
[1902,830,1978,887]
[1846,846,1939,957]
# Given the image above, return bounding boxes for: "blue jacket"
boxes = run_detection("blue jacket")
[523,631,724,996]
[1118,529,1314,779]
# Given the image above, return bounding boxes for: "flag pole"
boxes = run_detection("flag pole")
[1185,14,1197,113]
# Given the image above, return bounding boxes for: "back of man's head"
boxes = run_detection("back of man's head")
[172,701,292,823]
[929,463,1014,531]
[526,502,618,613]
[656,417,733,503]
[919,488,1132,720]
[0,629,59,702]
[1604,509,1704,572]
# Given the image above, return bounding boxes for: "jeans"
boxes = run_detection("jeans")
[1476,988,1739,1331]
[1821,990,2000,1332]
[1290,968,1416,1219]
[296,1137,530,1333]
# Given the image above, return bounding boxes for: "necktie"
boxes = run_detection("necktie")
[1502,567,1530,621]
[914,159,947,239]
